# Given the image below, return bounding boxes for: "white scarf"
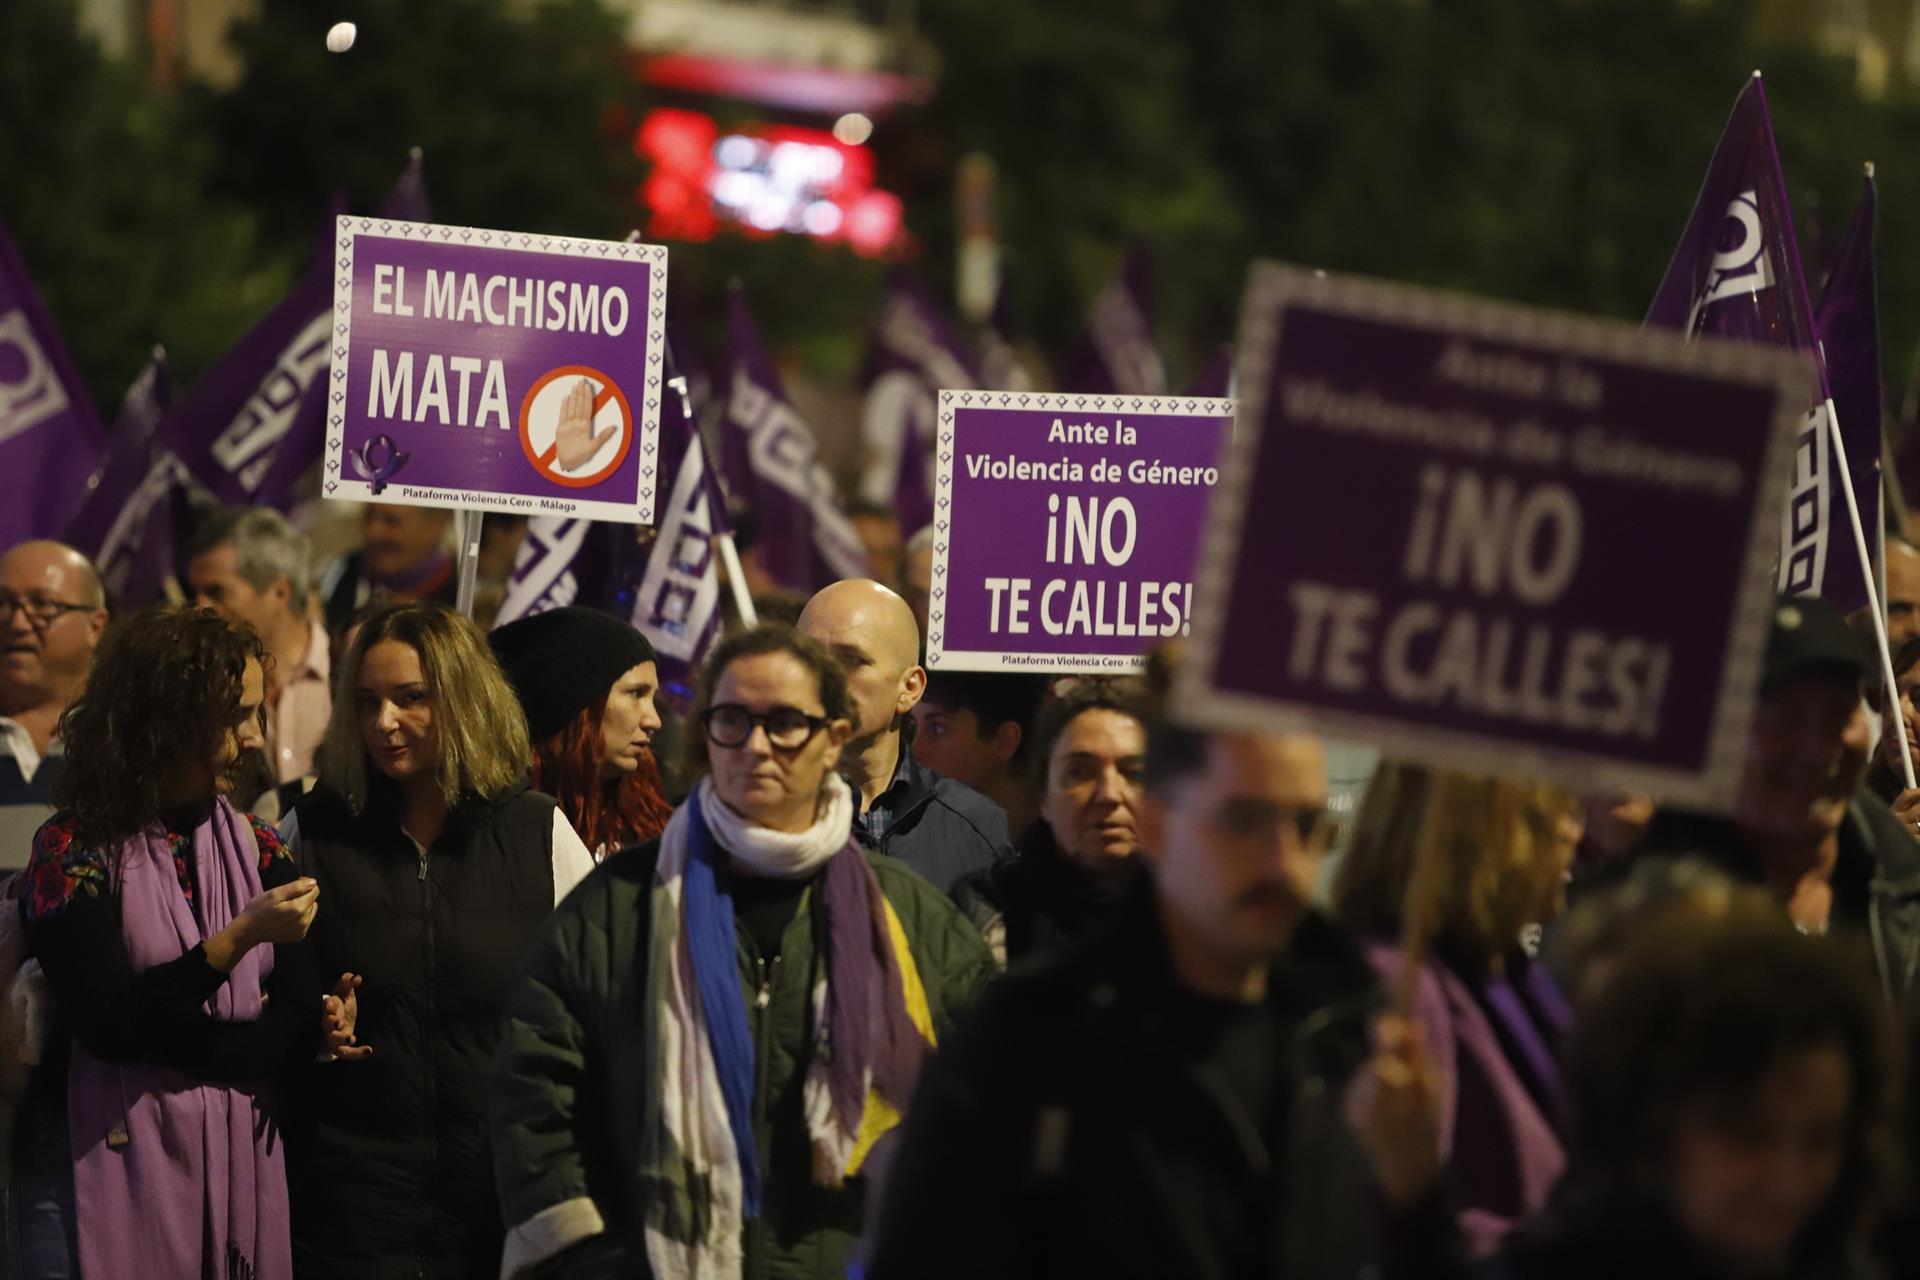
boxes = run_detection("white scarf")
[698,773,853,879]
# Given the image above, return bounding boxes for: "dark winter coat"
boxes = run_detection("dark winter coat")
[853,732,1012,892]
[951,818,1142,966]
[866,883,1392,1280]
[489,836,996,1280]
[285,779,565,1280]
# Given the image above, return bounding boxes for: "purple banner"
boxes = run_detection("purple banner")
[857,269,982,534]
[0,219,105,547]
[1813,168,1882,614]
[66,349,184,606]
[718,290,871,593]
[1186,265,1806,810]
[929,390,1232,673]
[326,218,669,523]
[1059,247,1168,397]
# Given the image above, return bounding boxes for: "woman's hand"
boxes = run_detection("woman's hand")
[206,879,318,972]
[322,972,372,1060]
[1352,1012,1443,1208]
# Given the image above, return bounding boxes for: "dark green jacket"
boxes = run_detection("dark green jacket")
[490,836,996,1280]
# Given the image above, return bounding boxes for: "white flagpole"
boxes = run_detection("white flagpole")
[453,507,483,619]
[1820,385,1916,788]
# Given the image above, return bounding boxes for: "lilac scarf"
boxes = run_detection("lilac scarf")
[68,797,291,1280]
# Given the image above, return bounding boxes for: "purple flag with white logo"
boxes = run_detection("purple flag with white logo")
[164,154,430,509]
[1059,247,1168,396]
[858,268,981,535]
[495,516,622,627]
[1646,73,1842,601]
[65,349,188,607]
[719,290,872,593]
[1812,168,1882,613]
[0,219,105,547]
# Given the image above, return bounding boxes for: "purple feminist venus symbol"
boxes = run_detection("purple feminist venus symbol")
[351,433,410,495]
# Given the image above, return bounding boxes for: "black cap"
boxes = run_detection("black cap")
[488,607,656,742]
[1762,594,1869,693]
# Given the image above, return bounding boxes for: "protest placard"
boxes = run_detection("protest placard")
[928,389,1233,672]
[1181,264,1807,809]
[325,217,668,524]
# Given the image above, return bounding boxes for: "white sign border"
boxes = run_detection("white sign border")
[1177,261,1809,813]
[928,388,1235,673]
[324,215,670,525]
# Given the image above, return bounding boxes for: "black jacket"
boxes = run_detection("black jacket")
[286,779,563,1280]
[951,818,1141,966]
[1621,793,1920,1007]
[866,884,1390,1280]
[854,732,1011,892]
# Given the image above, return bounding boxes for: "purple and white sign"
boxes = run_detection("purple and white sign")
[928,389,1233,673]
[1182,264,1808,809]
[326,218,668,523]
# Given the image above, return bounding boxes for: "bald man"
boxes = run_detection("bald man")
[1887,537,1920,651]
[800,578,1011,891]
[1,541,108,869]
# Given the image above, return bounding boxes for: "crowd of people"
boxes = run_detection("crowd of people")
[4,500,1920,1279]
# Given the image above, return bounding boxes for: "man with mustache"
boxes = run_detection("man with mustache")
[867,696,1393,1280]
[1623,595,1920,1007]
[0,541,106,870]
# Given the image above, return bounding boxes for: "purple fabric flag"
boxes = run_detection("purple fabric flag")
[1646,73,1842,601]
[0,219,105,548]
[494,515,621,627]
[858,269,981,535]
[1813,168,1883,613]
[1059,246,1168,396]
[719,290,873,593]
[65,349,190,607]
[611,323,728,710]
[164,154,430,510]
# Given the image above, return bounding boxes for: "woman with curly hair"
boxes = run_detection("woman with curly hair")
[15,606,323,1280]
[487,606,674,858]
[280,604,593,1280]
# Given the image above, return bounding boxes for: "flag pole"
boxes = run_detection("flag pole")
[453,507,483,619]
[1820,382,1915,788]
[658,337,757,630]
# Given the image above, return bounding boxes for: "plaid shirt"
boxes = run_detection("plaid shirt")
[851,739,916,846]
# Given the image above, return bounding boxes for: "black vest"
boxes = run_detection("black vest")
[286,778,557,1280]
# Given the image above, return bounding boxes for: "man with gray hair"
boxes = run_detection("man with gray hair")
[186,506,331,783]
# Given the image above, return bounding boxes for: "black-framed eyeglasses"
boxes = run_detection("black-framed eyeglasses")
[0,592,95,627]
[702,703,831,751]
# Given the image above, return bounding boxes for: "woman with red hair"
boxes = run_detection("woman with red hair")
[489,607,674,858]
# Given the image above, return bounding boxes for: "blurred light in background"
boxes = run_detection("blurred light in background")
[832,112,874,146]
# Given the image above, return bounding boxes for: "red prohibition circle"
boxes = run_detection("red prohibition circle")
[518,364,635,489]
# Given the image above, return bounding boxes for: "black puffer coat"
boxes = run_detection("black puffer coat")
[285,778,565,1280]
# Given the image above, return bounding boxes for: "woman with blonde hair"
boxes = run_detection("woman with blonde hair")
[1333,762,1582,1258]
[278,604,594,1279]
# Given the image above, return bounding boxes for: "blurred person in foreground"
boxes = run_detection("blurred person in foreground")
[0,542,107,871]
[317,503,455,636]
[799,579,1010,891]
[1621,595,1920,1007]
[279,604,595,1279]
[17,607,321,1278]
[1359,905,1890,1280]
[489,606,673,859]
[952,678,1151,967]
[910,670,1048,831]
[186,507,331,785]
[868,708,1392,1280]
[1333,764,1580,1256]
[490,625,993,1278]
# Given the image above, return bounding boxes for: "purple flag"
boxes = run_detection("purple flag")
[164,154,430,509]
[611,327,728,710]
[1646,73,1842,601]
[858,269,981,535]
[719,290,872,593]
[0,219,105,547]
[1813,168,1882,613]
[65,350,188,607]
[495,516,621,627]
[1059,247,1168,396]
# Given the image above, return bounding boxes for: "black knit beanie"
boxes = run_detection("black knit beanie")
[488,607,656,743]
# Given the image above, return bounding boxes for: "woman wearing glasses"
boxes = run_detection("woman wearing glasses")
[491,624,995,1279]
[1332,763,1584,1258]
[953,677,1152,967]
[277,604,595,1279]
